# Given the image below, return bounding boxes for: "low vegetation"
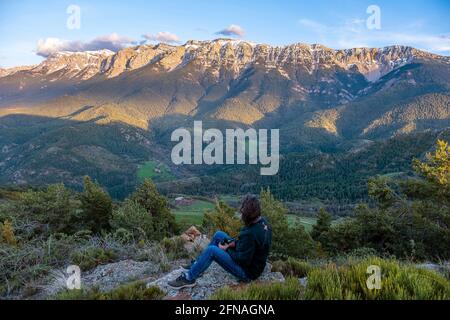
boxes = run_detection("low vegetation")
[212,277,304,300]
[305,257,450,300]
[213,257,450,300]
[0,140,449,299]
[54,281,165,300]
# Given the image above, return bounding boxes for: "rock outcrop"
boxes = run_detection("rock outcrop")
[147,262,285,300]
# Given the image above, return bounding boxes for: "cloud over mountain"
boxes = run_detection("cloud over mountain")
[215,24,245,37]
[36,33,136,57]
[142,32,180,44]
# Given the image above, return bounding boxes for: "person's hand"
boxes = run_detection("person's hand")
[218,243,230,250]
[228,241,236,248]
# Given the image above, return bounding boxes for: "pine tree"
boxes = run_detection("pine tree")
[311,208,332,241]
[260,188,317,259]
[80,176,113,233]
[202,200,242,238]
[130,179,178,240]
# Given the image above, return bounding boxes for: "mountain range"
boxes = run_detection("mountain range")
[0,39,449,200]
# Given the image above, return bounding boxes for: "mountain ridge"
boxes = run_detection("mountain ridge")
[0,39,449,198]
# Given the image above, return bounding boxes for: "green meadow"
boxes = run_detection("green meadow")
[137,160,175,182]
[172,197,318,232]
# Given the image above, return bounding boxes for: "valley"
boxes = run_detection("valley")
[0,39,449,212]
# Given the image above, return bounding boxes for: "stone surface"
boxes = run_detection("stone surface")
[40,259,160,297]
[180,226,210,254]
[81,259,159,292]
[147,262,285,300]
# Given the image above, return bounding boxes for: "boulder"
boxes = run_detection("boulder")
[41,260,159,297]
[180,226,209,254]
[147,262,285,300]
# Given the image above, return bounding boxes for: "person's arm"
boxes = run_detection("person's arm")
[227,231,255,266]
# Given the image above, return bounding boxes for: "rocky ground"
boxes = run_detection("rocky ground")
[148,262,285,300]
[38,258,285,300]
[32,227,449,300]
[34,226,284,300]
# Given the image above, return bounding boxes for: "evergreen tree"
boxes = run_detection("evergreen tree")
[260,188,317,259]
[202,200,242,238]
[130,179,178,240]
[80,176,113,233]
[311,208,332,241]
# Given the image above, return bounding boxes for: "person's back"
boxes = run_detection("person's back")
[227,196,272,280]
[229,216,272,280]
[168,194,272,289]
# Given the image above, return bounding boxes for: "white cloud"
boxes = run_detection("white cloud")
[298,19,328,33]
[215,24,245,37]
[142,32,180,44]
[297,17,450,53]
[36,33,136,57]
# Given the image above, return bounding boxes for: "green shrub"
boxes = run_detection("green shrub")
[202,200,242,238]
[70,247,117,271]
[211,277,303,300]
[272,258,313,278]
[54,282,165,300]
[17,184,79,235]
[0,220,17,246]
[110,199,153,241]
[261,189,318,259]
[305,257,450,300]
[130,179,178,240]
[311,208,332,242]
[80,176,113,233]
[159,237,189,260]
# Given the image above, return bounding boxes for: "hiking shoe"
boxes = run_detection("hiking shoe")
[168,273,196,289]
[181,259,196,270]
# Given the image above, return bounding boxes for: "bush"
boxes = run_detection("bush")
[211,277,303,300]
[202,200,242,238]
[16,184,79,235]
[159,237,189,260]
[260,189,318,259]
[54,282,165,300]
[0,235,80,296]
[272,258,313,278]
[110,200,153,241]
[305,257,450,300]
[80,176,113,233]
[70,247,117,271]
[130,179,178,240]
[311,208,332,248]
[0,220,17,246]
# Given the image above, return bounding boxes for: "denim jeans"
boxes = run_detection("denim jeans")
[186,231,249,282]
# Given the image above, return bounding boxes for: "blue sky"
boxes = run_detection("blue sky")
[0,0,449,67]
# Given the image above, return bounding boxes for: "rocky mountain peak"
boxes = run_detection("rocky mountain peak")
[32,49,115,80]
[2,41,444,83]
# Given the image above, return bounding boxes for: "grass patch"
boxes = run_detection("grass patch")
[70,247,117,271]
[172,199,215,229]
[172,196,316,232]
[305,257,450,300]
[287,215,317,232]
[211,277,303,300]
[54,282,165,300]
[272,258,313,278]
[137,160,174,183]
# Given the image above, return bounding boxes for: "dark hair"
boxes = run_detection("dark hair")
[240,194,261,226]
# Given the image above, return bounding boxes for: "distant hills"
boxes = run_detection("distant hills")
[0,39,449,200]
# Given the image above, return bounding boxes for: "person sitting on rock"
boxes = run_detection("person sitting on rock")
[168,194,272,289]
